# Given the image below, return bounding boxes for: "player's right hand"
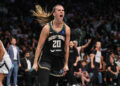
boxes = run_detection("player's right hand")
[32,63,38,71]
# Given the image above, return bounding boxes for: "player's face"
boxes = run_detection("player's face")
[53,5,65,22]
[96,42,101,49]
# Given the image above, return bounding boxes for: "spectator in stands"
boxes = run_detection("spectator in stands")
[73,39,91,60]
[7,36,21,86]
[74,60,90,86]
[66,41,79,86]
[89,41,103,86]
[107,54,119,86]
[21,51,32,86]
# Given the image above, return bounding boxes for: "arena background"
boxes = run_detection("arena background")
[1,0,120,86]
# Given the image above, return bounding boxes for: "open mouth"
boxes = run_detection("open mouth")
[60,15,63,17]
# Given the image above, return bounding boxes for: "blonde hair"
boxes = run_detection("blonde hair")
[31,4,63,26]
[73,40,78,45]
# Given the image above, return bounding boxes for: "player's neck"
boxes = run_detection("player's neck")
[53,19,63,28]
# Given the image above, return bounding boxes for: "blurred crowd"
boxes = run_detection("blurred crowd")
[1,0,120,86]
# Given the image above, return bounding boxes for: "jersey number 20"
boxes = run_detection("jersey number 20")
[53,40,61,48]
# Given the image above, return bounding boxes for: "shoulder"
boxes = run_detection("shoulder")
[64,24,70,31]
[9,45,12,48]
[91,49,97,54]
[64,24,70,35]
[41,23,50,34]
[43,23,49,29]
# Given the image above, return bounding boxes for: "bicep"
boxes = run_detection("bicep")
[81,45,86,49]
[37,26,49,49]
[90,54,95,59]
[65,26,70,49]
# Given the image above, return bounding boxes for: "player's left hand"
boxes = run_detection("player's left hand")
[63,64,69,76]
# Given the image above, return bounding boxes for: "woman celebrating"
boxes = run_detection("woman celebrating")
[89,41,103,86]
[0,40,12,86]
[32,4,70,86]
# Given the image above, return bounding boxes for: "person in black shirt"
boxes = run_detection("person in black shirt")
[107,55,119,85]
[66,41,79,86]
[21,51,32,86]
[32,4,70,86]
[69,41,79,68]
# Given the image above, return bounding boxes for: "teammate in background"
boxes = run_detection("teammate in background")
[32,4,70,86]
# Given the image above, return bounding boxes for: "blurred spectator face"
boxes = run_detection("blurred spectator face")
[73,41,78,48]
[11,38,16,45]
[118,59,120,62]
[81,61,86,68]
[110,52,115,57]
[110,56,114,64]
[117,47,120,53]
[69,41,74,48]
[96,41,101,49]
[25,52,30,59]
[83,55,87,61]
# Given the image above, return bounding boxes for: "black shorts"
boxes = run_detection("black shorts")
[38,54,64,77]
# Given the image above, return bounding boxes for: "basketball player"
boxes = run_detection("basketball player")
[32,4,70,86]
[0,40,12,86]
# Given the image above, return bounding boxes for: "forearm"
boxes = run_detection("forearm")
[34,46,42,64]
[82,40,90,49]
[110,70,117,75]
[64,46,69,65]
[75,57,80,64]
[91,57,94,66]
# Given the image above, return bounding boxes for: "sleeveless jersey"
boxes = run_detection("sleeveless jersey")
[42,22,66,58]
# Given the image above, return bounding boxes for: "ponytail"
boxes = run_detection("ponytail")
[31,5,53,26]
[31,4,64,26]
